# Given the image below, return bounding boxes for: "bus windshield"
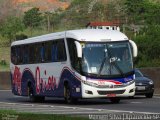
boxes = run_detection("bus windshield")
[81,41,133,78]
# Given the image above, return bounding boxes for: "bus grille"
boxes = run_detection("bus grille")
[97,90,125,95]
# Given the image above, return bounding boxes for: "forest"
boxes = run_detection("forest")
[0,0,160,70]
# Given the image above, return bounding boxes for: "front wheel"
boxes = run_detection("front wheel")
[64,85,77,104]
[109,97,120,104]
[145,93,153,98]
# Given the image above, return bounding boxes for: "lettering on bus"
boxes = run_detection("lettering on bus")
[13,66,22,95]
[35,67,57,94]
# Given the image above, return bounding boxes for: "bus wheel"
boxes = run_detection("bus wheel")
[109,97,120,104]
[28,86,45,102]
[28,86,35,102]
[145,93,153,98]
[64,85,77,104]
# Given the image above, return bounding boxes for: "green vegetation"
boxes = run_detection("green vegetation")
[0,110,89,120]
[0,47,10,71]
[0,17,24,43]
[0,0,160,71]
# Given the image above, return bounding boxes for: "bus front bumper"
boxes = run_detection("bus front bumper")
[81,82,135,98]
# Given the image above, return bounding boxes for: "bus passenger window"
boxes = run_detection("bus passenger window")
[51,41,58,62]
[57,40,67,61]
[67,38,80,72]
[11,46,17,65]
[41,43,45,62]
[16,46,21,64]
[23,45,29,64]
[44,41,52,62]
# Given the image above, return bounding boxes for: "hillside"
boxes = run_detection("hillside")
[13,0,70,12]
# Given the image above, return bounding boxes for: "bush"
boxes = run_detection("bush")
[134,25,160,67]
[15,34,28,40]
[0,59,7,65]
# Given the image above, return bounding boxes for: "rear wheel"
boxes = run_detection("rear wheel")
[145,93,153,98]
[64,84,77,104]
[109,97,120,104]
[28,86,45,102]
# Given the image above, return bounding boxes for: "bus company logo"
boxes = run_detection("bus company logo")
[35,67,57,94]
[13,66,22,95]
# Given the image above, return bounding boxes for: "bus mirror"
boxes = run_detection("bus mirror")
[129,40,138,57]
[74,41,82,58]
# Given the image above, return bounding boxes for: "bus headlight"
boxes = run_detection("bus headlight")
[82,80,98,87]
[123,80,135,86]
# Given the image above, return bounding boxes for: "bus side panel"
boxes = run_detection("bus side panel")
[21,69,35,96]
[11,66,35,96]
[56,68,82,98]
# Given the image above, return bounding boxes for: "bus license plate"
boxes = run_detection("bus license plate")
[136,86,145,90]
[107,94,116,97]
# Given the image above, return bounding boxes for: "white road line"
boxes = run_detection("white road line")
[154,96,160,99]
[130,102,142,104]
[0,90,12,91]
[0,101,159,115]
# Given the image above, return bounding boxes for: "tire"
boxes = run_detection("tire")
[28,86,45,102]
[145,93,153,98]
[109,97,120,104]
[64,85,77,104]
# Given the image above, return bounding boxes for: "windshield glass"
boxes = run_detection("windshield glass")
[135,70,143,77]
[81,41,133,78]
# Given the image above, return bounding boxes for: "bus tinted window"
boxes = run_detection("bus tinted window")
[67,38,80,72]
[44,41,52,62]
[57,40,67,61]
[11,46,17,65]
[23,45,29,64]
[11,39,67,65]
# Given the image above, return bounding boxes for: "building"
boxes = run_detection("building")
[86,21,120,31]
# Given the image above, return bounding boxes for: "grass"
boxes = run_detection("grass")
[0,47,10,72]
[0,110,89,120]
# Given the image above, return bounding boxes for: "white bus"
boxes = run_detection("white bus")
[10,29,138,103]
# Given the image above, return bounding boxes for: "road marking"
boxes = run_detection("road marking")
[0,101,160,115]
[154,96,160,99]
[0,90,11,91]
[130,102,142,104]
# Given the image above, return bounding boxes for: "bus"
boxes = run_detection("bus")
[10,29,138,103]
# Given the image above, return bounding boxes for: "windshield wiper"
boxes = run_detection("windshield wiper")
[98,56,109,77]
[110,59,125,78]
[98,44,125,78]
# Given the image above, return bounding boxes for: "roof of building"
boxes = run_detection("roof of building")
[86,21,120,27]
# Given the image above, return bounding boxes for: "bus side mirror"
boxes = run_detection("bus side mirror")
[74,41,82,58]
[129,40,138,57]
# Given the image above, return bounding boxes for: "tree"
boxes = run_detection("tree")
[0,17,24,43]
[23,7,42,35]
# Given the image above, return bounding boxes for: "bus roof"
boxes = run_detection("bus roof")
[11,29,128,46]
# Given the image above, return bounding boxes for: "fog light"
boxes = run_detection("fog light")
[129,89,134,93]
[85,90,93,94]
[76,88,80,92]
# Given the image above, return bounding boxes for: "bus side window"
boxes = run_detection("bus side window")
[51,41,58,62]
[23,45,29,64]
[34,44,40,63]
[67,38,79,72]
[41,43,45,62]
[16,46,21,64]
[57,40,67,62]
[45,41,52,62]
[11,46,17,65]
[29,44,34,64]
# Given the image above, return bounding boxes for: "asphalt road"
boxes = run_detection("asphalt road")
[0,90,160,119]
